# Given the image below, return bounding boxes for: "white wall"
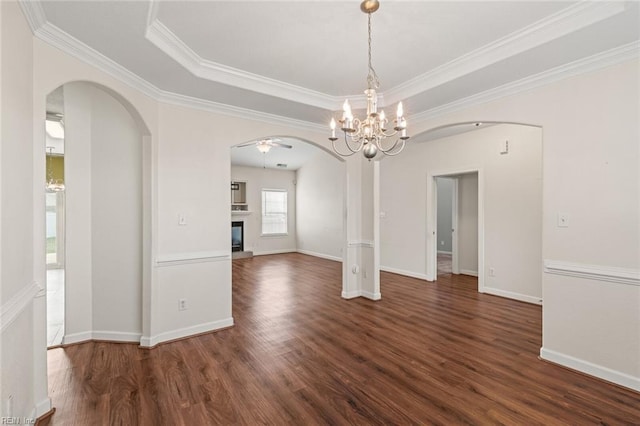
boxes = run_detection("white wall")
[62,83,143,343]
[406,59,639,390]
[296,151,345,261]
[380,123,543,306]
[231,165,297,255]
[436,177,453,253]
[0,0,40,419]
[458,173,478,275]
[90,84,142,338]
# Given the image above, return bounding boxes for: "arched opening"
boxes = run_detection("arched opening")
[44,81,151,347]
[229,135,347,292]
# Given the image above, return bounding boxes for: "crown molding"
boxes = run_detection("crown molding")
[384,1,626,105]
[20,4,326,133]
[411,41,640,126]
[158,91,326,133]
[17,0,47,34]
[145,14,341,110]
[17,0,638,135]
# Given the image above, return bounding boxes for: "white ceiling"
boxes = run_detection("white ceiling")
[27,0,639,169]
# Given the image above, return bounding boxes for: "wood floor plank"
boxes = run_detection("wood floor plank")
[42,253,640,425]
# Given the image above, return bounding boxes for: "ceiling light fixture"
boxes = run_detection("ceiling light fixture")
[329,0,409,160]
[256,140,272,154]
[46,147,65,193]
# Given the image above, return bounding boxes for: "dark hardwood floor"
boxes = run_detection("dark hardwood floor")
[44,253,640,425]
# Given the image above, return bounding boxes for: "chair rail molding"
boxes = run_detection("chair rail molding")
[1,281,41,333]
[543,260,640,287]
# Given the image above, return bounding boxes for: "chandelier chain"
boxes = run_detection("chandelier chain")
[366,13,380,90]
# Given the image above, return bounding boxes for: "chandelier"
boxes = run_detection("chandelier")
[329,0,409,160]
[46,147,65,192]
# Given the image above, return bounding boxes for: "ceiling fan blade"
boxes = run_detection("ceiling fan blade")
[271,142,292,149]
[235,141,258,148]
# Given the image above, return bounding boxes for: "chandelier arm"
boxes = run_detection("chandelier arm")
[375,135,402,152]
[378,138,406,156]
[343,131,365,153]
[332,135,361,157]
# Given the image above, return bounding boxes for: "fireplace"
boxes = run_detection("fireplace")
[231,221,244,252]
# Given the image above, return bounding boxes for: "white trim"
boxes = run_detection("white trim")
[62,331,93,345]
[380,266,429,282]
[347,240,374,248]
[253,249,296,256]
[19,1,639,134]
[34,21,161,100]
[0,282,40,333]
[361,291,381,301]
[158,90,325,133]
[482,286,542,305]
[34,397,52,419]
[540,347,640,392]
[296,249,342,263]
[341,290,362,299]
[459,269,479,277]
[91,331,142,343]
[437,250,452,255]
[145,17,341,110]
[17,0,47,34]
[62,330,142,345]
[543,260,640,287]
[139,317,234,348]
[412,41,640,126]
[23,14,325,133]
[155,250,230,267]
[386,2,626,104]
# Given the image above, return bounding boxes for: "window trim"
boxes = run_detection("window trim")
[260,188,288,237]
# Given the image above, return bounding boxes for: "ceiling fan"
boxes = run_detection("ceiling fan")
[235,138,292,154]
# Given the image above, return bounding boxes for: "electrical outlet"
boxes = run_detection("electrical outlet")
[179,299,188,311]
[178,214,187,226]
[489,268,495,277]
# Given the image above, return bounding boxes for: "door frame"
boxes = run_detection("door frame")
[427,167,484,293]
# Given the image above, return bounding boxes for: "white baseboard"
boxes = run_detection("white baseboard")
[482,286,542,305]
[32,397,52,419]
[540,347,640,392]
[437,250,452,255]
[459,269,479,277]
[253,249,296,256]
[380,266,430,281]
[362,291,381,300]
[297,249,342,262]
[341,290,361,299]
[62,331,93,345]
[92,331,142,342]
[62,330,142,345]
[140,317,234,348]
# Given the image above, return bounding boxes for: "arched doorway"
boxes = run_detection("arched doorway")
[44,81,152,346]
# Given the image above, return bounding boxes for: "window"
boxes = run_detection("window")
[261,189,288,235]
